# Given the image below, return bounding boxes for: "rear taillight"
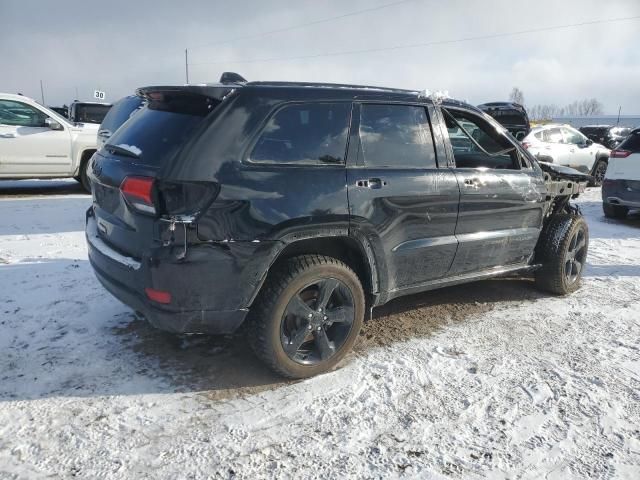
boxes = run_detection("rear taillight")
[121,176,156,215]
[610,149,632,158]
[144,287,171,304]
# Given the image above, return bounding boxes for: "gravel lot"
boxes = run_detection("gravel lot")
[0,180,639,479]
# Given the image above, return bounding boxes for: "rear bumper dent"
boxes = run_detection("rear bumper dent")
[86,210,249,334]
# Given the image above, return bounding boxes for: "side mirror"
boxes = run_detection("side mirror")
[586,138,593,146]
[45,117,63,130]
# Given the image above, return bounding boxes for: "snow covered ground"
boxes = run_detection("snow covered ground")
[0,180,639,479]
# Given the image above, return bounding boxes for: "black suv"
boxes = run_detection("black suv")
[86,76,590,378]
[477,102,530,140]
[579,125,631,149]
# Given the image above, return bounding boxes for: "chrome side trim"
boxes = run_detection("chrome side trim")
[392,235,458,252]
[457,227,541,243]
[607,197,640,208]
[391,227,540,253]
[86,216,141,270]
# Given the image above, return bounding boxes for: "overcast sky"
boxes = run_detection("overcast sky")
[1,0,639,113]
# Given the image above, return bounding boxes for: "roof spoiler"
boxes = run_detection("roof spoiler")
[136,84,235,101]
[219,72,247,85]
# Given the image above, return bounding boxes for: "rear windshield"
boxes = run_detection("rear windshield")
[618,131,640,153]
[105,92,216,167]
[99,96,145,134]
[74,104,111,123]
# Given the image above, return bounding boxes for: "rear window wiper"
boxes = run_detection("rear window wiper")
[105,143,141,159]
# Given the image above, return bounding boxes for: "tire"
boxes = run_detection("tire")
[535,214,589,295]
[603,202,628,219]
[589,159,607,187]
[247,255,365,379]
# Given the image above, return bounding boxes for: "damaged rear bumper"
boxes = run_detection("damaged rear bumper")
[86,208,275,334]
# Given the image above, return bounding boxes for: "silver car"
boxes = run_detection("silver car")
[523,124,610,185]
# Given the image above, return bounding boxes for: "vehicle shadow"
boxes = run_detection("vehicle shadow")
[0,179,88,197]
[0,195,90,235]
[111,277,549,400]
[1,258,634,404]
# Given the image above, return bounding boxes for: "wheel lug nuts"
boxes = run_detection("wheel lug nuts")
[317,327,321,331]
[323,316,328,320]
[307,324,312,330]
[308,313,313,318]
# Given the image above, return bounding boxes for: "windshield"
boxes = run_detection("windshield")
[105,92,217,167]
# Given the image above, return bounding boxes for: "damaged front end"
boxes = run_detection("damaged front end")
[539,161,591,218]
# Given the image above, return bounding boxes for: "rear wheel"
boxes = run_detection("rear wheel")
[535,214,589,295]
[247,255,365,379]
[590,159,607,187]
[603,202,628,219]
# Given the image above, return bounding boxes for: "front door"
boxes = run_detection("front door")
[0,99,71,176]
[347,102,460,293]
[441,106,547,275]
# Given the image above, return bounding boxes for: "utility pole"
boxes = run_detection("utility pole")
[185,48,189,84]
[40,80,45,105]
[616,106,621,126]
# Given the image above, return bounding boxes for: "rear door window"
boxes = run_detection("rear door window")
[250,102,351,165]
[359,104,437,168]
[105,92,216,167]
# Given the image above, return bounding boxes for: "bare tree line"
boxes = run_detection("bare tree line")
[508,87,604,121]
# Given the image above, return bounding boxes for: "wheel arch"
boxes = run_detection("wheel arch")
[249,234,380,307]
[75,148,96,176]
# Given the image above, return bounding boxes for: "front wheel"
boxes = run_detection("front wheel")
[535,214,589,295]
[247,255,365,379]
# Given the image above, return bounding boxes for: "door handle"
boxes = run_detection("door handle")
[356,178,387,189]
[0,133,16,138]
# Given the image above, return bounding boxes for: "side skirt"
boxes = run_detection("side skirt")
[376,263,540,305]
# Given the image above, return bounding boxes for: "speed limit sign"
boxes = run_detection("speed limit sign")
[94,90,106,100]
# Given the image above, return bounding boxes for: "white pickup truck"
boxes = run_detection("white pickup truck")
[0,93,98,191]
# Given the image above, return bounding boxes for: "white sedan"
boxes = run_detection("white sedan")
[0,93,98,191]
[522,124,610,185]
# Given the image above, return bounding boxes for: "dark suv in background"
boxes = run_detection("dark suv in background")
[97,95,146,149]
[477,101,531,140]
[86,75,590,378]
[579,125,631,149]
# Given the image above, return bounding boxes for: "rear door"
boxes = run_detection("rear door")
[0,99,71,175]
[347,102,459,293]
[440,106,546,275]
